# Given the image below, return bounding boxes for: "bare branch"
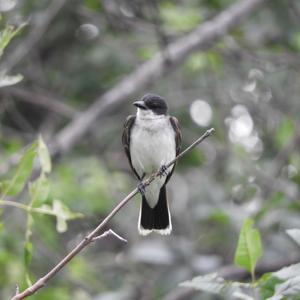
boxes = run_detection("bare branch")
[11,128,215,300]
[52,0,266,155]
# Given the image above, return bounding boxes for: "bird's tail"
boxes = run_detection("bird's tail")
[138,185,172,235]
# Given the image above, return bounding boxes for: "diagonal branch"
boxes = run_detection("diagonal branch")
[52,0,266,155]
[11,128,215,300]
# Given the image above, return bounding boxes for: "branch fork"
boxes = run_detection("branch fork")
[91,229,128,243]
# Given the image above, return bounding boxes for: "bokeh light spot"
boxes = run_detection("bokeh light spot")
[229,106,253,139]
[76,24,99,41]
[190,99,212,127]
[0,0,16,12]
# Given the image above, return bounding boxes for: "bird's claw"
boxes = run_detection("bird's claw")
[158,164,168,177]
[138,182,146,196]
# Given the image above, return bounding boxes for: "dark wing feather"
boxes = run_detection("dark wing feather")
[166,116,182,183]
[122,115,141,180]
[170,116,182,156]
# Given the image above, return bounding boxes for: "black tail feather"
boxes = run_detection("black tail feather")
[153,185,169,230]
[140,196,153,230]
[139,185,171,235]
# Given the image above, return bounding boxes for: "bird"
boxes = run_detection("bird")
[122,93,181,235]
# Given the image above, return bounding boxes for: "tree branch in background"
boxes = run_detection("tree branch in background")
[11,128,215,300]
[52,0,266,155]
[3,87,78,119]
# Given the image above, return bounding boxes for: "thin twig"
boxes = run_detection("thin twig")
[91,229,127,243]
[11,128,214,300]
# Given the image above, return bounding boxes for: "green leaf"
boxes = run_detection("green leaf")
[0,23,25,46]
[38,136,51,174]
[0,141,38,197]
[52,199,83,233]
[234,218,263,276]
[0,23,26,57]
[28,173,50,205]
[259,273,282,299]
[37,200,83,232]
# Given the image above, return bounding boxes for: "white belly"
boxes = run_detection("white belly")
[130,116,176,207]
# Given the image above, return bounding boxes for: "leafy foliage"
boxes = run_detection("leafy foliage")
[0,23,26,56]
[0,137,83,286]
[0,22,25,87]
[234,218,263,278]
[0,142,37,197]
[38,135,52,174]
[1,0,300,299]
[181,221,300,299]
[40,199,83,233]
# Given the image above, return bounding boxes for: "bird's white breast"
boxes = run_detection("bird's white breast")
[130,115,176,178]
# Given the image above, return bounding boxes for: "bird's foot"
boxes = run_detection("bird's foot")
[158,164,168,177]
[138,182,146,196]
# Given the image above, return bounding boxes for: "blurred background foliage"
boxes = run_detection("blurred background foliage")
[1,0,300,299]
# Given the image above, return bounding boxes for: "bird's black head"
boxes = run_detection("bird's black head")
[134,93,168,115]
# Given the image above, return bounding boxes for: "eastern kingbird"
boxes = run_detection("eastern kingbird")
[122,94,181,235]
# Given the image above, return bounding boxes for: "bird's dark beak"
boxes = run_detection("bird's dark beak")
[133,100,147,110]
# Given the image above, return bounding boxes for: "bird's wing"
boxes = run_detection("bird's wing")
[170,116,182,156]
[166,116,182,183]
[122,115,141,180]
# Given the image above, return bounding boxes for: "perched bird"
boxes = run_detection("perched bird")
[122,94,181,235]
